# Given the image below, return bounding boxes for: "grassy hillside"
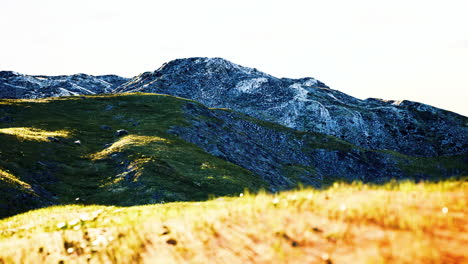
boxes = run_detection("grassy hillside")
[0,94,267,217]
[1,93,467,219]
[0,180,466,264]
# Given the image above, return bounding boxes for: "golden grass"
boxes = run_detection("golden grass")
[0,180,466,264]
[89,135,169,161]
[0,127,70,142]
[0,169,34,193]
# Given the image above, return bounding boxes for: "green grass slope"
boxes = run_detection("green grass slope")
[0,94,266,218]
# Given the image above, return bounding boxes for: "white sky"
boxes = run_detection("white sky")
[1,0,467,116]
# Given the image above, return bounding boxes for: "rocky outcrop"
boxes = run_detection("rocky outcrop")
[0,71,128,99]
[169,101,460,191]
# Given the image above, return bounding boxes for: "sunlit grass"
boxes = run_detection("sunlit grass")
[89,135,170,160]
[0,169,34,193]
[0,179,466,264]
[0,127,70,142]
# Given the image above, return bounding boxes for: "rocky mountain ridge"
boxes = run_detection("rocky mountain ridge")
[0,71,128,99]
[114,58,467,157]
[1,57,467,158]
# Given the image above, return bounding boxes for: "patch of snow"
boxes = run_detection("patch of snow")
[235,78,268,93]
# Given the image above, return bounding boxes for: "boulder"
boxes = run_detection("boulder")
[115,129,129,137]
[47,137,59,142]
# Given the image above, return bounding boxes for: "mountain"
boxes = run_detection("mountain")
[0,71,128,99]
[0,58,467,218]
[2,58,466,157]
[114,57,467,157]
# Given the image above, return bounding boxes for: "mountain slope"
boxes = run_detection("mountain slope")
[114,57,468,157]
[1,93,466,218]
[0,94,266,218]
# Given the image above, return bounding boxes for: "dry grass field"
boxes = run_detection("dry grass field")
[0,179,466,264]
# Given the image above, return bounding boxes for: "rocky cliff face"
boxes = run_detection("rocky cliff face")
[170,102,415,191]
[0,71,128,99]
[114,57,468,157]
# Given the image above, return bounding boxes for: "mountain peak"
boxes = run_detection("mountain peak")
[154,57,265,77]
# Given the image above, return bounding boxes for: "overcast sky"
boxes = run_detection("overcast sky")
[1,0,467,115]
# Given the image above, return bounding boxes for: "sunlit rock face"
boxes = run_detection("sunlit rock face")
[0,71,128,99]
[114,57,467,157]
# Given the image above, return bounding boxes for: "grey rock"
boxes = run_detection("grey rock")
[115,129,129,137]
[47,136,59,142]
[100,125,112,131]
[74,140,82,146]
